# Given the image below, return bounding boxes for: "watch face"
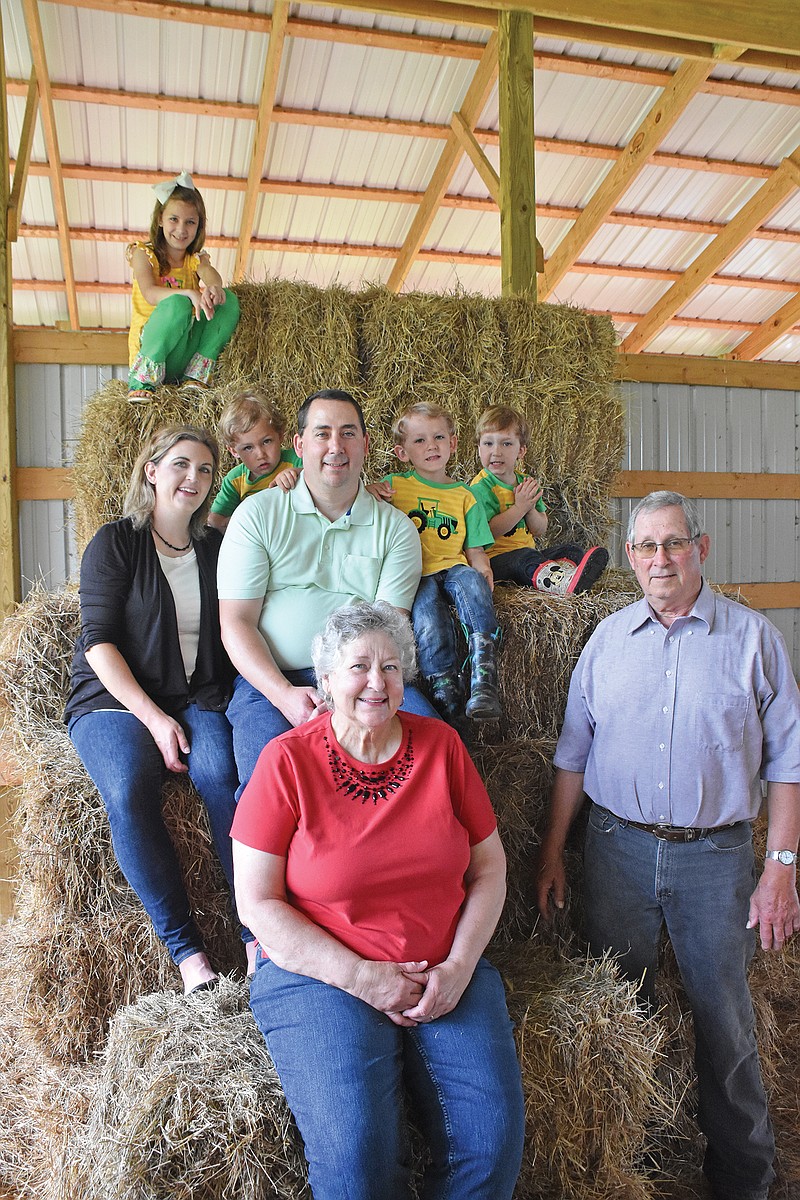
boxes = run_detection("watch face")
[778,850,796,865]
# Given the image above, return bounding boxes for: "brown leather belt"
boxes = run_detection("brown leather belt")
[623,819,726,843]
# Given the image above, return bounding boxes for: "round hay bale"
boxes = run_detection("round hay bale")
[495,941,673,1200]
[70,976,309,1200]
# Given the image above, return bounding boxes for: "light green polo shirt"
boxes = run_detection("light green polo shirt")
[217,477,423,670]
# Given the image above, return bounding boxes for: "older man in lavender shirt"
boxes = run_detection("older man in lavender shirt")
[537,490,800,1200]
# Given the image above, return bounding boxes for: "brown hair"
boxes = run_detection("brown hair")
[218,388,286,446]
[391,401,456,445]
[149,184,207,276]
[476,405,529,447]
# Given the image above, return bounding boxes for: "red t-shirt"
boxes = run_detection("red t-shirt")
[231,711,497,966]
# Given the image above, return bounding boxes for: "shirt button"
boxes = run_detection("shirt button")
[659,743,665,751]
[669,636,675,643]
[662,706,669,713]
[659,813,667,820]
[665,670,672,677]
[658,782,664,789]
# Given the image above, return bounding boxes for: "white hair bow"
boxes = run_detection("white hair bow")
[152,170,194,205]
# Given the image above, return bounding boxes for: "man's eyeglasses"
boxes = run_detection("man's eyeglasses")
[629,536,699,560]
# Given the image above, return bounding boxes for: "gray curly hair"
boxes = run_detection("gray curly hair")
[311,601,418,689]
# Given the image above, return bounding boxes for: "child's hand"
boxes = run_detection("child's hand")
[366,480,395,503]
[273,467,300,493]
[185,288,205,321]
[466,548,494,592]
[199,283,225,319]
[514,475,543,511]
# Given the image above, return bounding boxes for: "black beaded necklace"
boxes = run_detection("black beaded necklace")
[323,731,415,805]
[153,527,192,553]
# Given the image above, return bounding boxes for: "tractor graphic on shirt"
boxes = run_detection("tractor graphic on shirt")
[408,497,458,540]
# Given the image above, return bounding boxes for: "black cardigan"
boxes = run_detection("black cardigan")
[65,518,234,723]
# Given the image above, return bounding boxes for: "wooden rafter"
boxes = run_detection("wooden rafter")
[6,68,37,242]
[234,0,289,282]
[21,0,78,329]
[726,291,800,362]
[622,148,800,353]
[540,54,727,300]
[13,220,800,298]
[43,0,800,69]
[386,34,499,292]
[4,78,791,184]
[450,111,500,201]
[0,3,20,615]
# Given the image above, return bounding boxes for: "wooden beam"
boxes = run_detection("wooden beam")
[405,0,800,58]
[541,55,719,299]
[622,148,800,353]
[0,8,19,617]
[727,291,800,362]
[233,0,289,282]
[15,465,74,499]
[498,10,538,297]
[730,582,800,610]
[6,69,37,242]
[386,33,499,292]
[612,470,800,500]
[13,327,128,364]
[450,111,500,202]
[21,0,79,329]
[616,352,800,391]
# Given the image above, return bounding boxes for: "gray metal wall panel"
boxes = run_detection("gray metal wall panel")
[613,380,800,675]
[14,362,126,598]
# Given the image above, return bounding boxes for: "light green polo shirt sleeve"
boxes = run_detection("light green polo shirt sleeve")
[217,480,422,670]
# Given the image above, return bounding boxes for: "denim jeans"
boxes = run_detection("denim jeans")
[584,804,774,1200]
[250,956,525,1200]
[490,543,586,586]
[412,565,498,680]
[227,670,440,796]
[70,705,244,964]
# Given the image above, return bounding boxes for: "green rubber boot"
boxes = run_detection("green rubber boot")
[464,632,502,721]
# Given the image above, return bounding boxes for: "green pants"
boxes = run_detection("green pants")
[129,290,240,391]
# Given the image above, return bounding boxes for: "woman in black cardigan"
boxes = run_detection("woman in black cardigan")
[67,424,252,993]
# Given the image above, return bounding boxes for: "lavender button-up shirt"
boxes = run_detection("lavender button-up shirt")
[554,581,800,828]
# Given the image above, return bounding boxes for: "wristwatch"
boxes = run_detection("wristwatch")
[765,849,798,866]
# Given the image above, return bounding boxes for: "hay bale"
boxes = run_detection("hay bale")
[69,977,309,1200]
[491,570,641,741]
[70,285,623,548]
[218,279,360,400]
[0,587,243,1063]
[0,921,96,1199]
[495,941,673,1200]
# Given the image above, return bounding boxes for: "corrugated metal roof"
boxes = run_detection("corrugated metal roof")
[2,0,799,359]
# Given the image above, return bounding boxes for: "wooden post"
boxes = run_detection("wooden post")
[498,10,537,298]
[0,5,20,617]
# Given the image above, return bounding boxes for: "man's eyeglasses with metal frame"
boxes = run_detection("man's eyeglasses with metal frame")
[629,535,700,560]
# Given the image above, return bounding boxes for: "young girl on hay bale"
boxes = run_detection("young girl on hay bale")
[127,171,239,402]
[65,424,256,993]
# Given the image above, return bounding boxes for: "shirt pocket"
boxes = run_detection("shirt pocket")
[692,694,750,752]
[337,554,383,600]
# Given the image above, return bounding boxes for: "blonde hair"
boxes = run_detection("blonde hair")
[392,401,456,445]
[123,424,219,538]
[476,405,529,447]
[218,388,286,447]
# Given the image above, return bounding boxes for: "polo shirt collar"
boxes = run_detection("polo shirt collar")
[290,477,374,526]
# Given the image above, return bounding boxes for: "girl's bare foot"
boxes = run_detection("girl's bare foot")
[179,951,218,995]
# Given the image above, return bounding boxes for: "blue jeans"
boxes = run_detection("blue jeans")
[412,566,498,680]
[490,543,586,586]
[227,670,440,796]
[70,706,246,964]
[250,956,525,1200]
[584,804,774,1200]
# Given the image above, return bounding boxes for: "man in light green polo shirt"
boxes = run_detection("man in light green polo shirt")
[218,388,437,790]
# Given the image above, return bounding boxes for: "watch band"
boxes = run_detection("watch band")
[765,849,798,866]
